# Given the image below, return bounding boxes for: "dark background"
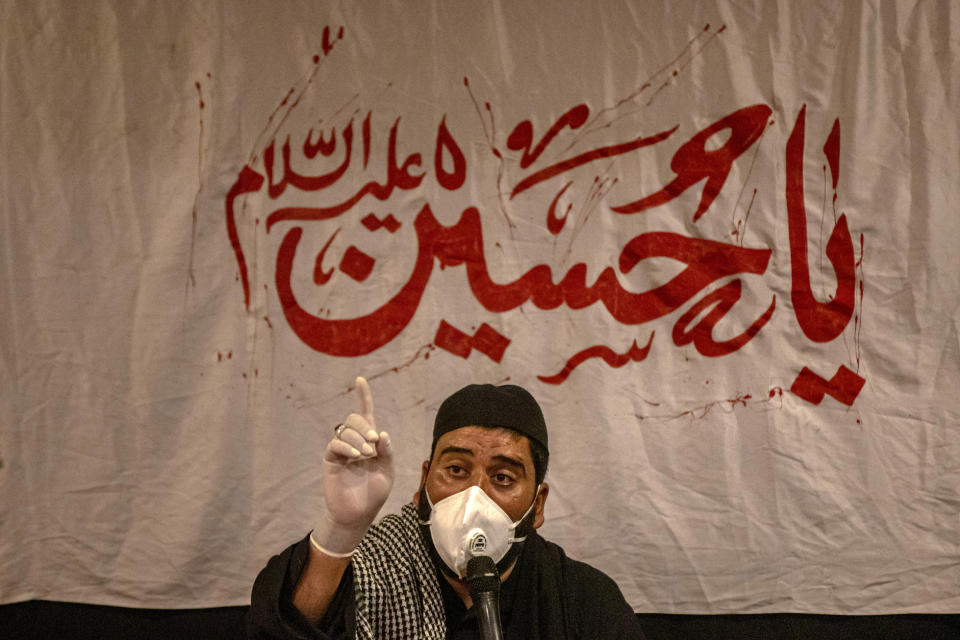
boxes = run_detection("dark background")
[1,601,957,639]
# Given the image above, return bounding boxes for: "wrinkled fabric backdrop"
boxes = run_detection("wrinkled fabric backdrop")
[2,0,958,614]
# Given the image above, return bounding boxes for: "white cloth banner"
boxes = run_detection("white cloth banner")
[2,0,958,613]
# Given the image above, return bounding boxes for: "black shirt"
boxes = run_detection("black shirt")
[435,557,514,639]
[247,529,646,639]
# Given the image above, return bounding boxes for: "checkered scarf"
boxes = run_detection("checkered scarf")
[351,503,446,640]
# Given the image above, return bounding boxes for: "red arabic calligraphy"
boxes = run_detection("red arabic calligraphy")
[273,202,773,356]
[225,97,863,403]
[785,106,856,342]
[539,334,654,385]
[611,104,771,221]
[263,115,466,232]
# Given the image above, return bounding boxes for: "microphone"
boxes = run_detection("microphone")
[466,554,503,640]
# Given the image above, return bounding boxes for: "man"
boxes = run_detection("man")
[248,378,645,639]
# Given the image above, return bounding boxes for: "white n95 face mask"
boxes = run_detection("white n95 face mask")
[421,485,538,578]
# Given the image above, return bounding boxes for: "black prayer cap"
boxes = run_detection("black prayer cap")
[432,383,548,454]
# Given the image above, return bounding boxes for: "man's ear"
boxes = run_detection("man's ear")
[412,460,431,507]
[532,482,549,529]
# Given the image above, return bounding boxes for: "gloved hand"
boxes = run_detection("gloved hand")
[310,376,393,557]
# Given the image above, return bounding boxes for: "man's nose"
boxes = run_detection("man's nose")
[468,471,492,494]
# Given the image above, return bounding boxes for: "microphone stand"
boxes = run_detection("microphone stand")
[466,555,503,640]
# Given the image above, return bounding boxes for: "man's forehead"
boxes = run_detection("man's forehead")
[434,425,531,458]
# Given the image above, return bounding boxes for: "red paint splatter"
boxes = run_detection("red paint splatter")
[321,25,343,56]
[364,344,436,383]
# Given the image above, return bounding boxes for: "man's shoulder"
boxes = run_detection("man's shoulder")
[534,535,646,638]
[534,534,626,597]
[354,504,422,565]
[362,505,418,541]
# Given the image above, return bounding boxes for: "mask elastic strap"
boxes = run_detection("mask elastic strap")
[507,483,541,543]
[418,485,437,526]
[419,483,541,532]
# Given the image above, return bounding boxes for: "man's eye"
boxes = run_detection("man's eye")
[492,473,514,485]
[447,465,466,476]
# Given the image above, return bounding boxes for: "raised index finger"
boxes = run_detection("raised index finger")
[356,376,375,428]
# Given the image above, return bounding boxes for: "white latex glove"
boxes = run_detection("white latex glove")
[311,376,393,557]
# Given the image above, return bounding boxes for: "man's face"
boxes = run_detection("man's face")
[415,426,547,528]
